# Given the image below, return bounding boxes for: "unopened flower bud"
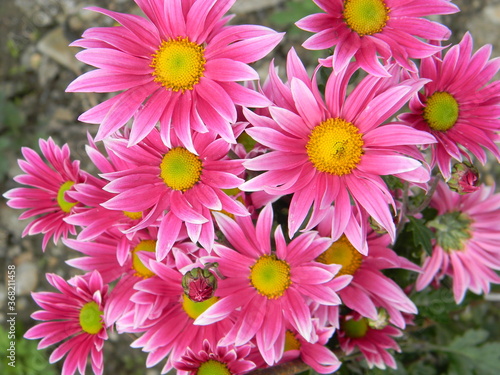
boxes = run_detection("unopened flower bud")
[182,263,223,302]
[447,162,480,195]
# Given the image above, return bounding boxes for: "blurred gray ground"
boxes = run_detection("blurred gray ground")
[0,0,499,374]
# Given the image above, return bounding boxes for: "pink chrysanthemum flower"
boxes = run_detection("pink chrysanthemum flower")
[3,138,92,250]
[338,312,402,370]
[416,181,500,303]
[24,271,108,375]
[117,257,232,374]
[399,32,500,178]
[296,0,458,76]
[174,339,256,375]
[67,0,282,150]
[241,50,436,241]
[99,128,248,258]
[315,213,419,328]
[196,204,348,365]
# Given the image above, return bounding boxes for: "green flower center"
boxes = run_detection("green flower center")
[316,235,363,276]
[306,118,364,176]
[150,37,206,92]
[182,294,219,320]
[342,317,369,339]
[197,359,232,375]
[160,147,203,192]
[79,301,103,334]
[423,91,459,131]
[131,240,157,278]
[57,181,77,213]
[343,0,390,36]
[427,211,473,252]
[249,255,291,299]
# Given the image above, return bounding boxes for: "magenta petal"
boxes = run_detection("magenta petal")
[205,58,259,81]
[76,49,152,74]
[290,78,324,128]
[234,300,266,346]
[269,106,311,138]
[282,288,312,341]
[157,211,183,260]
[197,78,237,122]
[346,174,396,240]
[364,124,436,147]
[255,203,273,254]
[129,89,170,146]
[358,153,421,175]
[96,83,158,140]
[195,293,250,325]
[288,185,315,237]
[66,69,153,93]
[170,191,209,224]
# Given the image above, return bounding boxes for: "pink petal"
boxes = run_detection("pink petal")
[205,58,259,82]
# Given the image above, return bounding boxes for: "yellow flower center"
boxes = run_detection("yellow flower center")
[131,240,157,278]
[123,211,142,220]
[150,37,206,92]
[284,330,301,351]
[343,0,389,36]
[342,317,369,338]
[182,294,219,320]
[316,235,363,276]
[423,91,459,132]
[79,301,103,334]
[197,359,232,375]
[57,181,77,213]
[306,118,364,176]
[249,255,291,299]
[160,147,203,192]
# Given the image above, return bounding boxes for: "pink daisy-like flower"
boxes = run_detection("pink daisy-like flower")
[196,204,349,365]
[399,32,500,178]
[241,50,436,241]
[3,138,92,250]
[296,0,458,76]
[338,312,403,370]
[416,181,500,303]
[67,0,282,150]
[24,271,108,375]
[99,128,248,258]
[117,255,232,374]
[315,215,419,328]
[174,339,256,375]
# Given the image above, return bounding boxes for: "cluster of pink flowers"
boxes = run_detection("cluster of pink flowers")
[4,0,500,374]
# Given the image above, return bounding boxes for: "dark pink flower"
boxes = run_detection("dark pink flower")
[24,271,108,375]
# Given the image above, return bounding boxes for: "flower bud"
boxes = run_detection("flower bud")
[447,162,480,195]
[182,264,220,302]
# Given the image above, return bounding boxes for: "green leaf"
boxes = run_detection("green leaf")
[444,329,500,375]
[411,288,459,324]
[448,329,489,349]
[407,216,435,255]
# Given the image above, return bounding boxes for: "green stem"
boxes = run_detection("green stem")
[408,176,441,216]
